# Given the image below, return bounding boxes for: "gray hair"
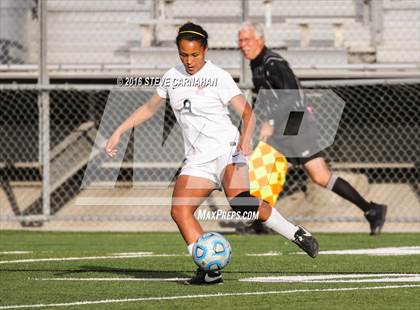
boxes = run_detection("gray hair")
[239,21,265,38]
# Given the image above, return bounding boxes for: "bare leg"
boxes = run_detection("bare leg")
[171,175,215,245]
[303,157,332,188]
[303,156,386,235]
[221,162,318,257]
[304,156,373,212]
[221,163,272,221]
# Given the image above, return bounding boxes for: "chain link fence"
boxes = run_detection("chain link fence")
[0,0,418,232]
[0,82,419,232]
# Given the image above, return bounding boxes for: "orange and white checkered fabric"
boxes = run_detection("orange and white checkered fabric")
[249,141,288,206]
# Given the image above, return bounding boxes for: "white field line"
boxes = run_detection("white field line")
[32,277,190,282]
[0,285,419,309]
[294,246,420,256]
[0,252,32,255]
[111,252,153,256]
[3,246,418,264]
[0,253,186,265]
[239,274,420,282]
[32,275,420,283]
[246,251,282,256]
[315,277,420,283]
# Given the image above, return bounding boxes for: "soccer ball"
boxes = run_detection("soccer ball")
[193,232,232,271]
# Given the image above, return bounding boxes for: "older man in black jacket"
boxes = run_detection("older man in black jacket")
[238,22,387,235]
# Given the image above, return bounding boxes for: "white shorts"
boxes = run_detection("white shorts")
[179,150,248,186]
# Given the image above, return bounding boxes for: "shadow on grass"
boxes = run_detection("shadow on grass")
[1,267,408,276]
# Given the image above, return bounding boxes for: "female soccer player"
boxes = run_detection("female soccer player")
[106,22,318,285]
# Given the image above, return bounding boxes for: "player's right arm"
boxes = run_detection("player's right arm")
[105,93,164,157]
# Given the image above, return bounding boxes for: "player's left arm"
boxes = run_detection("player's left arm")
[230,94,255,156]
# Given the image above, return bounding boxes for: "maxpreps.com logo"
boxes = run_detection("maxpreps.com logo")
[196,209,259,221]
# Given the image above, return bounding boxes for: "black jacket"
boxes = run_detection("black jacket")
[250,46,305,122]
[250,46,302,92]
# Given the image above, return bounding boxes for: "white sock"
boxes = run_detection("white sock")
[187,243,195,256]
[262,208,299,240]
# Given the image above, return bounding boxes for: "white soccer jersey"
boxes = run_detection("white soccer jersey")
[156,61,242,164]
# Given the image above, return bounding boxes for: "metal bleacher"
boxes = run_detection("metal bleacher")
[15,0,414,77]
[46,0,151,65]
[377,0,420,63]
[128,0,370,74]
[42,0,369,73]
[0,0,417,77]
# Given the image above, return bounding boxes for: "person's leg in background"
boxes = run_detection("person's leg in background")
[303,156,387,235]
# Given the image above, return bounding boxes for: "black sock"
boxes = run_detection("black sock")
[331,177,372,212]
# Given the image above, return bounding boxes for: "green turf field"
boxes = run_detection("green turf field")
[0,231,419,309]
